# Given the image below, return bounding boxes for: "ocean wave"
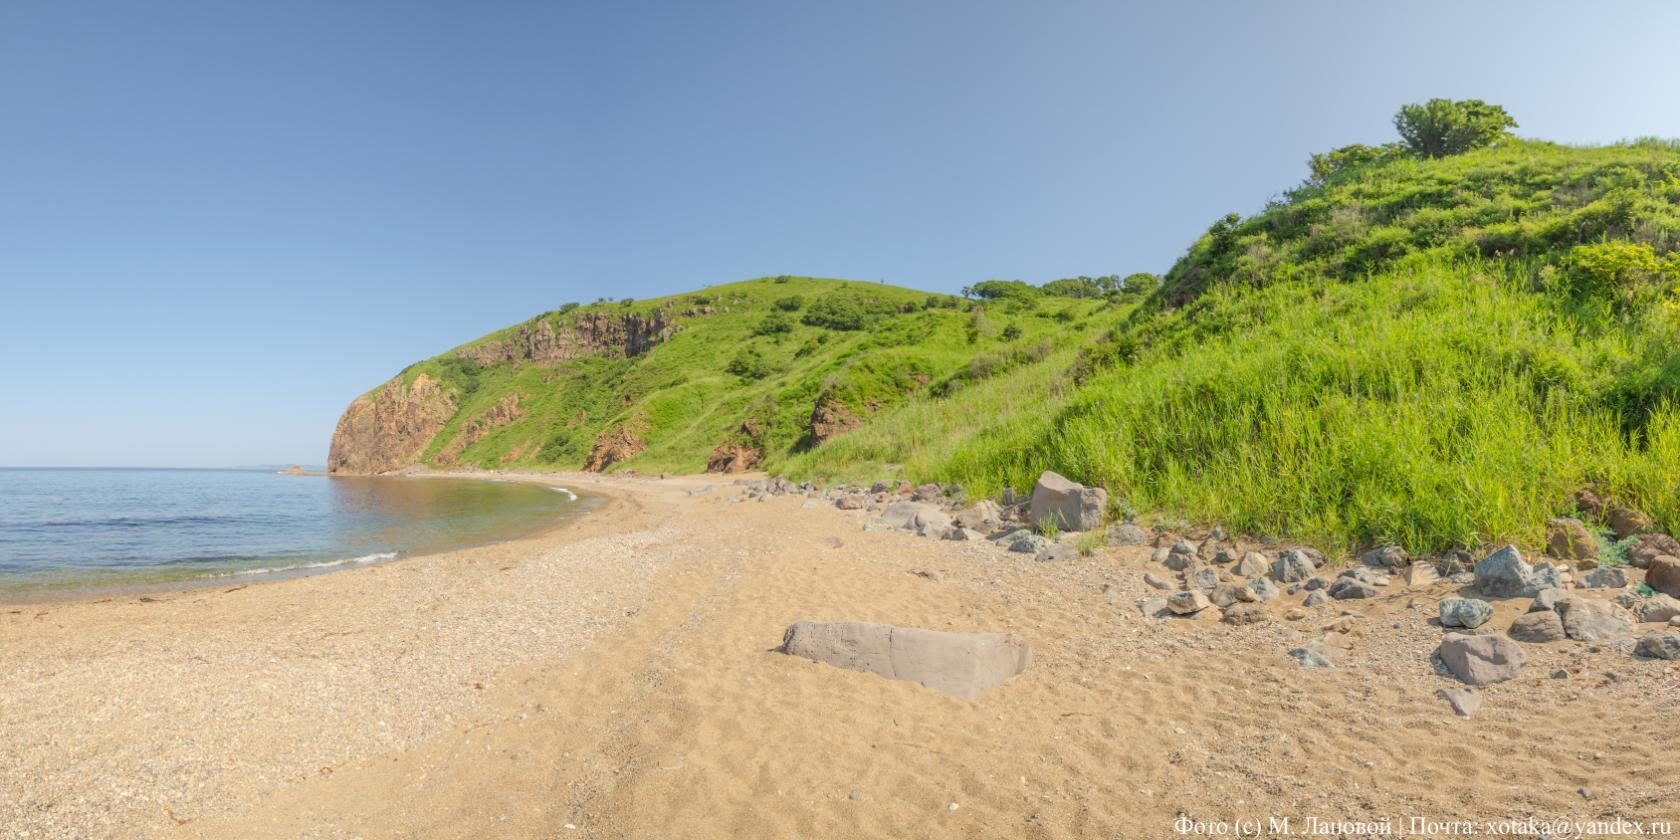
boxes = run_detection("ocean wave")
[551,487,578,500]
[208,551,398,579]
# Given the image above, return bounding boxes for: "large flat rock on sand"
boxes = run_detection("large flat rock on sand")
[779,620,1033,700]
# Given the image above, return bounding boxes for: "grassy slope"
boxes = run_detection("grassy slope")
[384,276,1110,476]
[788,139,1680,553]
[356,138,1680,554]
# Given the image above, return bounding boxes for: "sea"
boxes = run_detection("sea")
[0,468,591,598]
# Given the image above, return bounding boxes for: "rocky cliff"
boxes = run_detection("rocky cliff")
[457,310,676,366]
[327,373,457,475]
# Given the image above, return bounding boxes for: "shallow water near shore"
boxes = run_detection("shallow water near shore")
[0,468,590,598]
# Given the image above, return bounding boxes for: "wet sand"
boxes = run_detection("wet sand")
[3,472,1677,838]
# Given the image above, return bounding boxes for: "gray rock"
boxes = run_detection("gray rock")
[1507,610,1568,643]
[1328,577,1379,600]
[1439,598,1494,629]
[1302,590,1329,608]
[1528,588,1569,612]
[1151,547,1171,564]
[1222,603,1269,626]
[1436,687,1482,718]
[1248,577,1281,602]
[1339,566,1390,586]
[879,501,951,533]
[1137,598,1168,617]
[1270,550,1315,583]
[778,620,1033,700]
[1302,577,1328,591]
[912,483,942,502]
[1438,632,1526,685]
[1634,631,1680,660]
[835,495,866,510]
[1207,583,1251,609]
[1007,533,1052,554]
[1167,590,1212,615]
[953,501,1003,531]
[1034,544,1080,563]
[942,527,987,542]
[1288,644,1334,668]
[1632,593,1680,624]
[1580,567,1629,589]
[1108,522,1148,546]
[1628,533,1680,569]
[1028,470,1107,532]
[1449,572,1477,585]
[1556,598,1632,641]
[1233,551,1269,578]
[1362,546,1409,568]
[1163,550,1196,572]
[1186,567,1220,591]
[1474,545,1561,598]
[1143,572,1173,591]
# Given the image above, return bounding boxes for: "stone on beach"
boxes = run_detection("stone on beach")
[1027,471,1107,532]
[1439,597,1493,629]
[1555,598,1632,642]
[1507,610,1567,643]
[1473,545,1560,598]
[778,620,1033,700]
[1437,632,1526,686]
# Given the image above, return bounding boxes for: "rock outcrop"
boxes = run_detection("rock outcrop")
[327,374,457,475]
[808,394,863,445]
[1028,471,1107,532]
[457,310,677,366]
[583,425,645,472]
[435,393,525,466]
[706,417,765,473]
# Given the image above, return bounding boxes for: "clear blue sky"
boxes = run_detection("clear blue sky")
[4,1,1679,467]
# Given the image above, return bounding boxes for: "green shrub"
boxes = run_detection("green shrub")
[725,347,776,381]
[1394,98,1517,158]
[773,295,806,312]
[753,312,796,336]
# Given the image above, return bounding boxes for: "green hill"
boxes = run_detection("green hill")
[330,106,1680,555]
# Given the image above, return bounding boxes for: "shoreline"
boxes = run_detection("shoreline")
[0,470,606,607]
[4,472,1676,838]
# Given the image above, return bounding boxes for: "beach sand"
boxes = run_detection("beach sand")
[3,472,1677,838]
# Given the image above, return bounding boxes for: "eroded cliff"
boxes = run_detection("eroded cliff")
[327,374,457,475]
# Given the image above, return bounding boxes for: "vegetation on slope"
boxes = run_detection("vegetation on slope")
[789,107,1680,553]
[340,99,1679,555]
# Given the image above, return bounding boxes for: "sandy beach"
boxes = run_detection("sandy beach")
[4,472,1678,839]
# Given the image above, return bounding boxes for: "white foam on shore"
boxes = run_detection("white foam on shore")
[551,487,578,500]
[214,551,399,579]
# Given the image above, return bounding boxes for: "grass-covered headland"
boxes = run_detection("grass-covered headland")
[335,100,1680,555]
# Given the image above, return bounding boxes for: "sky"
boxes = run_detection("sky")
[4,0,1680,467]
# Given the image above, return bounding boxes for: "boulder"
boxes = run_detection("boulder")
[1108,522,1148,546]
[1137,598,1168,617]
[1142,572,1173,590]
[1302,590,1329,608]
[778,621,1033,700]
[1556,598,1632,641]
[1646,555,1680,599]
[1222,603,1269,626]
[1186,567,1220,590]
[1439,598,1494,629]
[1167,590,1212,615]
[879,501,949,533]
[1034,544,1080,563]
[1580,567,1628,589]
[1361,546,1409,568]
[1248,577,1281,601]
[1207,583,1252,609]
[1546,517,1597,561]
[1006,532,1052,554]
[1028,471,1107,532]
[1270,550,1315,583]
[953,501,1003,531]
[1627,534,1680,569]
[1327,577,1379,600]
[1607,505,1653,540]
[1233,551,1270,578]
[835,495,866,510]
[942,527,987,542]
[1438,633,1526,686]
[1436,687,1482,719]
[1507,610,1568,643]
[1575,489,1605,519]
[1528,588,1569,613]
[1632,593,1680,624]
[912,483,942,502]
[1634,631,1680,660]
[1474,546,1561,598]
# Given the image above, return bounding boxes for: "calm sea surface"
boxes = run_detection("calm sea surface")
[0,469,589,597]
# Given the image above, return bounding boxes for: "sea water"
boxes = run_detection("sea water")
[0,468,589,597]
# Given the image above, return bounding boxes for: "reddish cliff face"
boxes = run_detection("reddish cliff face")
[326,374,457,475]
[435,393,525,466]
[457,311,676,366]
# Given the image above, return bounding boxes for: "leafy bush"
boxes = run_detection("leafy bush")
[773,295,805,312]
[963,280,1041,301]
[1394,98,1516,158]
[725,347,775,380]
[1001,323,1022,341]
[1307,143,1406,184]
[753,312,796,336]
[801,294,896,330]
